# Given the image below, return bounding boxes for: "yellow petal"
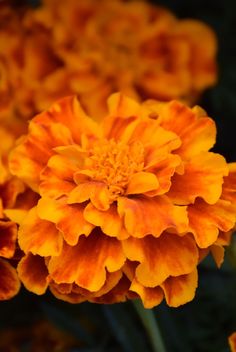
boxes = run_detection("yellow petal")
[130,278,164,309]
[126,172,159,195]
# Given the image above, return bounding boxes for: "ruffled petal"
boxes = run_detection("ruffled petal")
[126,172,159,195]
[122,233,198,287]
[161,269,198,307]
[39,154,77,198]
[188,199,236,248]
[118,195,188,238]
[84,203,129,240]
[0,258,20,300]
[37,197,94,245]
[130,278,164,309]
[168,152,228,205]
[67,182,110,211]
[19,207,63,256]
[17,253,48,295]
[48,230,126,292]
[10,121,73,191]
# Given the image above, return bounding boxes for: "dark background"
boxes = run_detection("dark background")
[1,1,236,351]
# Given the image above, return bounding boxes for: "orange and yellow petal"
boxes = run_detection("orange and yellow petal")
[188,199,236,248]
[168,152,228,205]
[17,254,48,295]
[118,195,188,238]
[161,269,198,307]
[129,278,164,309]
[48,230,126,292]
[19,207,63,256]
[37,197,94,245]
[0,220,17,259]
[122,233,198,287]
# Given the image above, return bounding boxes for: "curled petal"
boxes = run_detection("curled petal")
[48,230,126,292]
[19,207,63,256]
[118,195,188,238]
[168,152,228,205]
[84,203,129,240]
[37,197,94,245]
[0,258,20,300]
[130,278,164,309]
[67,182,110,211]
[188,199,236,248]
[122,233,198,287]
[161,269,198,307]
[17,254,48,295]
[126,172,159,195]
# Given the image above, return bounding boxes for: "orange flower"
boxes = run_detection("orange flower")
[0,125,38,300]
[10,94,236,308]
[0,0,217,122]
[229,332,236,352]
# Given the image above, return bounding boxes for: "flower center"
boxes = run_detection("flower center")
[87,139,144,197]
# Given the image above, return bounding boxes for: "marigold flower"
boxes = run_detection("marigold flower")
[229,332,236,352]
[0,0,217,122]
[9,93,236,308]
[0,125,38,300]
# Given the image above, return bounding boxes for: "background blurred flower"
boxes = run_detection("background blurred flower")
[10,93,236,308]
[0,124,38,300]
[229,332,236,352]
[0,0,217,122]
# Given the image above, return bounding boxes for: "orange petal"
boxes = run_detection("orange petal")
[67,182,110,211]
[156,101,216,159]
[37,197,94,245]
[10,121,73,191]
[48,230,126,292]
[188,199,236,248]
[0,258,20,300]
[126,172,159,195]
[145,154,182,196]
[90,275,131,304]
[0,220,17,258]
[118,195,188,238]
[122,233,198,287]
[229,332,236,352]
[84,203,129,240]
[49,283,86,304]
[19,207,63,256]
[39,96,101,144]
[168,152,228,205]
[17,253,48,295]
[221,163,236,204]
[161,269,198,307]
[210,245,225,268]
[129,278,164,309]
[40,154,77,198]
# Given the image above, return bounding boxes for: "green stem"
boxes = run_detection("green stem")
[132,300,167,352]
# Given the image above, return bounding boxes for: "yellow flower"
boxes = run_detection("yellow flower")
[0,125,38,300]
[10,94,236,308]
[229,332,236,352]
[0,0,217,122]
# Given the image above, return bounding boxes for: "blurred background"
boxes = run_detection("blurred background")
[1,0,236,351]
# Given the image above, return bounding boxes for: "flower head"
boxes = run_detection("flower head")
[0,125,38,300]
[10,93,236,307]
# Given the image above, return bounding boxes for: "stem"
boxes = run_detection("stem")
[133,299,167,352]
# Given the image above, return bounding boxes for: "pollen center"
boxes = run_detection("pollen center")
[87,139,144,197]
